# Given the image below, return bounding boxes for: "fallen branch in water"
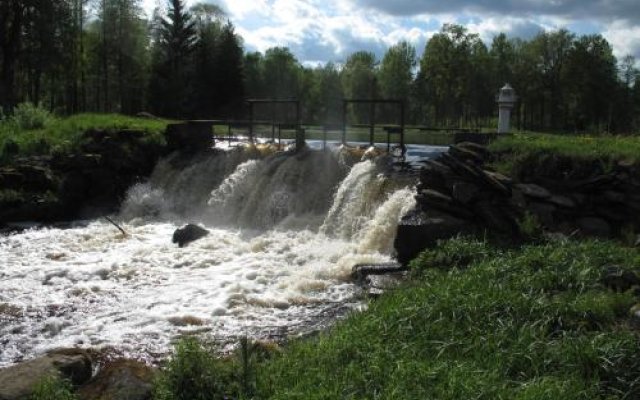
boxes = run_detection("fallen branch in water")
[104,216,127,236]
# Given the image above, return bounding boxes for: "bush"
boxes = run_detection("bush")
[30,375,77,400]
[11,102,53,130]
[154,338,239,400]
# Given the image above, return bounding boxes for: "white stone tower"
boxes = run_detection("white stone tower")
[497,84,517,134]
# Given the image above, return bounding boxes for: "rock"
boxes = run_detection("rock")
[416,189,474,219]
[577,217,611,238]
[603,190,625,203]
[547,195,576,208]
[77,359,155,400]
[172,224,210,247]
[511,187,528,208]
[449,145,484,164]
[514,183,551,199]
[474,200,519,234]
[484,170,512,186]
[0,349,92,400]
[601,266,640,292]
[595,207,629,222]
[478,168,511,196]
[569,175,615,191]
[394,210,474,264]
[456,142,491,159]
[452,181,480,204]
[440,152,481,181]
[527,202,557,227]
[351,263,406,281]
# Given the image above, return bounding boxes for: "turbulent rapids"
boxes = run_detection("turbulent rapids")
[0,147,420,366]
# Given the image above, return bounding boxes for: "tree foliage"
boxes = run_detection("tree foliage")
[1,8,639,133]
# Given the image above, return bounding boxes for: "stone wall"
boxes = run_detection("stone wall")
[395,143,640,264]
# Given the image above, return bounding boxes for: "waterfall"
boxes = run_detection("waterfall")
[0,146,425,366]
[206,149,348,229]
[122,147,415,241]
[120,148,255,221]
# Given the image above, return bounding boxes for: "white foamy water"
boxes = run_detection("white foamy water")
[0,147,426,366]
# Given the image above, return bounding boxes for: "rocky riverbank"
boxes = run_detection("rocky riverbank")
[0,129,165,227]
[395,141,640,264]
[0,349,155,400]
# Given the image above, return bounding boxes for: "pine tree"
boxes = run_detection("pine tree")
[149,0,197,117]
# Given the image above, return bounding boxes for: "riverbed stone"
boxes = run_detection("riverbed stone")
[77,359,155,400]
[416,189,474,219]
[0,349,92,400]
[514,183,551,199]
[577,217,612,238]
[547,195,576,208]
[528,202,557,227]
[452,181,480,204]
[172,224,210,247]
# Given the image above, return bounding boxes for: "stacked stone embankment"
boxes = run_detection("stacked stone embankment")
[395,143,640,264]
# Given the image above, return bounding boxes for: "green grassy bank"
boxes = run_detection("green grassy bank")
[0,113,169,163]
[144,238,640,400]
[488,133,640,175]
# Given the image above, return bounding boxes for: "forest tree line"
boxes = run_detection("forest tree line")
[1,0,639,132]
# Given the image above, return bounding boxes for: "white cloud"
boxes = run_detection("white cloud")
[141,0,640,63]
[603,20,640,60]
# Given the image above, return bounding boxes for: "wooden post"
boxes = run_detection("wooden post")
[400,101,405,150]
[342,101,347,145]
[249,102,254,143]
[369,101,375,146]
[295,100,304,151]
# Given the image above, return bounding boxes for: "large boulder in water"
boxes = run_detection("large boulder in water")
[0,349,92,400]
[172,224,210,247]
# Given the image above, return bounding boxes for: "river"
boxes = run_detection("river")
[0,143,445,366]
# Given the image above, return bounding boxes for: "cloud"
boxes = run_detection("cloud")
[142,0,640,64]
[354,0,640,22]
[602,20,640,60]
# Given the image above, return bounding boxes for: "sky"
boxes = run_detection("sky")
[143,0,640,66]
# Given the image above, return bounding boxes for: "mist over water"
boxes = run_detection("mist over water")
[0,147,419,366]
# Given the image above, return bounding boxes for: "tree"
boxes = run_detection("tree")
[210,22,244,117]
[378,41,416,122]
[417,24,482,126]
[244,52,264,98]
[341,51,377,123]
[564,34,617,131]
[314,63,343,125]
[529,29,575,129]
[262,47,301,99]
[0,0,26,111]
[149,0,197,117]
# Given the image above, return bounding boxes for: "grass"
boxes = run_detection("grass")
[0,113,170,162]
[30,375,77,400]
[154,238,640,399]
[489,132,640,175]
